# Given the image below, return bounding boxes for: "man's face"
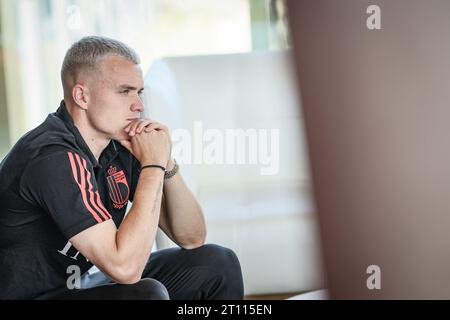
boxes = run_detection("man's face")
[85,55,145,141]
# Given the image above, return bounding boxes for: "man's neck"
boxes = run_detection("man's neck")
[81,131,110,161]
[65,101,110,161]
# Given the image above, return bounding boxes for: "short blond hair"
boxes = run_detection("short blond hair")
[61,36,140,94]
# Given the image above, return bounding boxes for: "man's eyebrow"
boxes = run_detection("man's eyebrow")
[118,84,144,91]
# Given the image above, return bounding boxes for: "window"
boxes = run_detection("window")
[0,0,290,158]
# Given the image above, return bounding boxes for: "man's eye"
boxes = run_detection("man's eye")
[120,90,130,95]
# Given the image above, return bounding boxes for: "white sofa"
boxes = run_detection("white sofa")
[143,50,325,295]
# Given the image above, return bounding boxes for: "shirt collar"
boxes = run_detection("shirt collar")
[55,100,119,168]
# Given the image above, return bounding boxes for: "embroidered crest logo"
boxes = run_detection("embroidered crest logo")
[106,165,129,209]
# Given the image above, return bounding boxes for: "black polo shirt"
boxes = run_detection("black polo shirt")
[0,101,142,299]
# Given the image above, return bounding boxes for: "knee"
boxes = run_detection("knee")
[130,278,169,300]
[197,244,244,298]
[200,244,241,272]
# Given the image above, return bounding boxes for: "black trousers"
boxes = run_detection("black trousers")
[36,244,244,300]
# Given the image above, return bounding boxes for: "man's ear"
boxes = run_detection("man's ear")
[72,84,89,110]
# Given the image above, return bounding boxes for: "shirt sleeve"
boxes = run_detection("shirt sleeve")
[20,150,112,239]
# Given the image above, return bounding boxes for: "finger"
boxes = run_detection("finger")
[136,119,154,134]
[129,120,145,136]
[125,119,139,133]
[131,119,155,135]
[144,122,163,132]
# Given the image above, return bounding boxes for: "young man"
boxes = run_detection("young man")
[0,36,244,300]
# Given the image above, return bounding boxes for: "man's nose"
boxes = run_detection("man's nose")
[131,96,145,113]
